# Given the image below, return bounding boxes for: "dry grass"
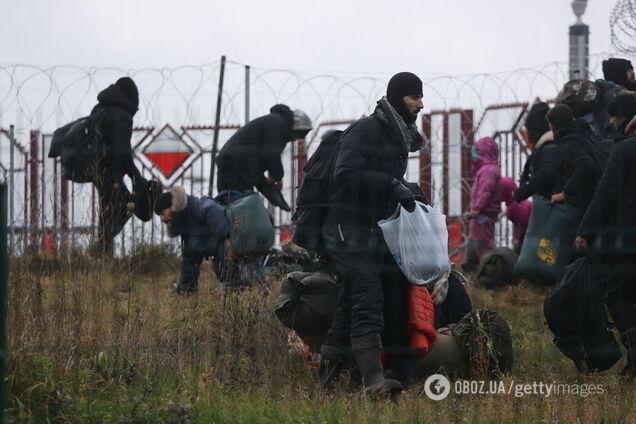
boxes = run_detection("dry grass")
[4,253,636,423]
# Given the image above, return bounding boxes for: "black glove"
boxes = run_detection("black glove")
[389,178,416,212]
[404,181,430,205]
[259,180,291,211]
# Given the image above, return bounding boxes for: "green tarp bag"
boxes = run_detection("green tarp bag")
[225,192,275,257]
[513,196,582,285]
[273,270,339,346]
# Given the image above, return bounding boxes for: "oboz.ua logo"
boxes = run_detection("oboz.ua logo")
[424,374,451,401]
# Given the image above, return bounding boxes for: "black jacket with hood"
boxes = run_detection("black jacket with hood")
[217,104,294,188]
[554,120,598,211]
[515,131,562,202]
[90,81,141,182]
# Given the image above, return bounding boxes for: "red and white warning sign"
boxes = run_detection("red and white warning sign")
[136,124,200,184]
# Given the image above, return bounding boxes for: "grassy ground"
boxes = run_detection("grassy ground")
[4,250,636,423]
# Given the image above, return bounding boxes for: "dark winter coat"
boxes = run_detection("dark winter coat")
[578,137,636,254]
[166,186,229,257]
[216,104,294,189]
[515,131,562,201]
[555,120,597,212]
[325,114,409,225]
[90,82,141,181]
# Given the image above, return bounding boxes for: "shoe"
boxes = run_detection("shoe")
[352,333,402,398]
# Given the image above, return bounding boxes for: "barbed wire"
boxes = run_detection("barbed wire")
[611,0,636,55]
[0,54,610,141]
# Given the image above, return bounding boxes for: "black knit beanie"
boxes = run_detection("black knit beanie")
[387,72,423,124]
[115,77,139,110]
[608,94,636,119]
[154,191,173,215]
[603,58,634,88]
[524,102,550,144]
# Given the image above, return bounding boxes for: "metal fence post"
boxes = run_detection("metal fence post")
[208,55,226,196]
[245,65,250,124]
[8,126,14,254]
[0,183,9,421]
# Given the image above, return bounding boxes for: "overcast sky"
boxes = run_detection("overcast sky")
[1,0,622,74]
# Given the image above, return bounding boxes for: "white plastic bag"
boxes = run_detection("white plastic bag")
[378,202,449,286]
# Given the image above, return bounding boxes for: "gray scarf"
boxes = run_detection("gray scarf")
[375,96,423,154]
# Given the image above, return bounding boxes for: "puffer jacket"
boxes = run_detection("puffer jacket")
[217,104,294,187]
[165,186,228,257]
[470,137,501,216]
[404,285,438,358]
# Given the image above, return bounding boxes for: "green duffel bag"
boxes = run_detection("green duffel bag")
[273,270,339,346]
[225,192,275,257]
[513,196,582,286]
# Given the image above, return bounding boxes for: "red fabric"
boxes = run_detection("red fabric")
[404,285,438,359]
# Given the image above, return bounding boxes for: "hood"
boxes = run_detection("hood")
[164,186,188,238]
[554,119,582,140]
[603,58,636,90]
[524,102,550,144]
[97,82,139,116]
[499,177,518,205]
[534,130,554,150]
[474,136,499,166]
[270,104,294,129]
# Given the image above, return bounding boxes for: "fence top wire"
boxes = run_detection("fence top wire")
[0,53,612,141]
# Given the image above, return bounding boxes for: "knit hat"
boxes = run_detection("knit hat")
[524,102,550,144]
[602,58,634,87]
[115,77,139,110]
[387,72,423,124]
[608,94,636,119]
[154,191,173,215]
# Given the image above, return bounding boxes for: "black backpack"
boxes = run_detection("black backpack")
[291,130,343,252]
[475,247,520,289]
[543,256,621,372]
[48,109,106,183]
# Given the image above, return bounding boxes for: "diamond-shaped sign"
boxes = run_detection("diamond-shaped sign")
[142,125,193,177]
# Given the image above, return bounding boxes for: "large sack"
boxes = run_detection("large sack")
[514,196,582,285]
[476,247,519,289]
[378,202,449,286]
[450,309,514,378]
[273,270,339,346]
[544,256,621,372]
[225,192,275,257]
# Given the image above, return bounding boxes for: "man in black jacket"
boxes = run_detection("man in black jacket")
[216,104,312,209]
[318,72,424,396]
[576,134,636,377]
[515,102,561,202]
[91,77,159,254]
[546,105,597,212]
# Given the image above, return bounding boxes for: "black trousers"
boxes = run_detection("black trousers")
[603,254,636,351]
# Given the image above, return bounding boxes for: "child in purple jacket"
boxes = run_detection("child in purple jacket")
[463,137,501,272]
[500,177,532,253]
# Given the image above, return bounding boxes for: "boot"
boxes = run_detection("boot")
[317,345,350,389]
[352,333,403,397]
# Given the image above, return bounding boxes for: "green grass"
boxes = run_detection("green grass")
[4,253,636,423]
